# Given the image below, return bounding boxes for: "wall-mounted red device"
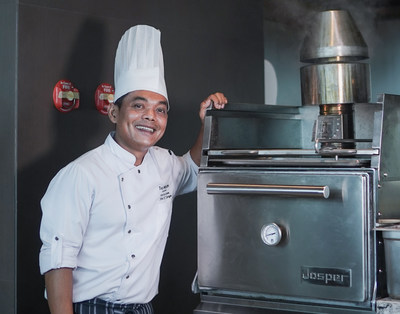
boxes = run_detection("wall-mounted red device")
[95,83,115,115]
[53,80,80,113]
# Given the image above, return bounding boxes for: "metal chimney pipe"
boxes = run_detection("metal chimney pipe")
[300,10,371,150]
[300,10,369,63]
[300,10,371,106]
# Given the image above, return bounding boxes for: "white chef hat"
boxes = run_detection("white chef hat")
[114,25,168,107]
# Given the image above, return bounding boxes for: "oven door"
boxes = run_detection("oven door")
[197,169,374,305]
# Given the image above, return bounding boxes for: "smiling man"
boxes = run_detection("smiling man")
[39,25,227,314]
[110,90,169,166]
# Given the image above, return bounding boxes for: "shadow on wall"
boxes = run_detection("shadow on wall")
[17,18,111,314]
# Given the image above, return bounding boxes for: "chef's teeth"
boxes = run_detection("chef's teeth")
[136,126,154,132]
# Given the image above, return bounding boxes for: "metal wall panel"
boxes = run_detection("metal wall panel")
[0,0,17,313]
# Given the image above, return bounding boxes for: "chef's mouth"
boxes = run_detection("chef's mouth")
[136,125,155,133]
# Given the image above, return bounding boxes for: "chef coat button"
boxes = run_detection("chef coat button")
[55,236,59,241]
[128,205,131,209]
[128,230,131,234]
[138,169,141,174]
[126,275,130,279]
[121,177,124,182]
[131,254,135,258]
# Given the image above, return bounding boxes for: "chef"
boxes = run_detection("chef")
[39,24,227,314]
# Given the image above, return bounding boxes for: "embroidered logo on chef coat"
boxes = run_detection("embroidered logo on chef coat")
[159,184,172,201]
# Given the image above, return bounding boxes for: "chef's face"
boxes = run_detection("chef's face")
[109,90,168,157]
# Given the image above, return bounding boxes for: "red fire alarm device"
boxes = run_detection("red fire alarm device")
[95,83,115,115]
[53,80,80,113]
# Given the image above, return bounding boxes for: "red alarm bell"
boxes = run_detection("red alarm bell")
[95,83,115,115]
[53,80,80,113]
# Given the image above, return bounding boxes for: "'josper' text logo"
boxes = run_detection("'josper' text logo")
[301,266,351,287]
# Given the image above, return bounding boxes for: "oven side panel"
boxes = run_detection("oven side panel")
[197,170,372,304]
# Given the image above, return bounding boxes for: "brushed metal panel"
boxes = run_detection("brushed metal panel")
[197,170,372,303]
[0,1,17,313]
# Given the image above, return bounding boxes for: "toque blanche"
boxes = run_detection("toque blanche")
[114,25,168,108]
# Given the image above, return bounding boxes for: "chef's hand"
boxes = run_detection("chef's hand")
[190,92,228,166]
[199,92,228,123]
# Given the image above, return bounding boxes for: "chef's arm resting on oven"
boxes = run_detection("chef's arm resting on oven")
[190,92,228,166]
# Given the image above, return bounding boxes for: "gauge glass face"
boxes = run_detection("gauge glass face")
[261,223,282,246]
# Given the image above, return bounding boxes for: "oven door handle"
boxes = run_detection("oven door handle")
[206,183,330,199]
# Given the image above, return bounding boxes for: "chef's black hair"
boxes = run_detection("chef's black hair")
[114,93,128,108]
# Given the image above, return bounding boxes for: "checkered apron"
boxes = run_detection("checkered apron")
[74,298,153,314]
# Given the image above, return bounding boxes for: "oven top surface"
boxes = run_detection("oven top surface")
[205,148,376,167]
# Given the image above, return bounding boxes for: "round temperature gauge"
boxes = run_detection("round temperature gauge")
[261,223,282,246]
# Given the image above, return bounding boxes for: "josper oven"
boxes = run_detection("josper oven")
[193,94,400,314]
[194,10,400,313]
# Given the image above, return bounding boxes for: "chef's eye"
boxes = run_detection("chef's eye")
[132,103,143,109]
[156,107,167,114]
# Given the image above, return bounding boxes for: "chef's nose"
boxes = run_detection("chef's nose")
[143,107,155,120]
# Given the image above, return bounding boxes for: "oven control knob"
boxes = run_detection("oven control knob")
[261,223,282,246]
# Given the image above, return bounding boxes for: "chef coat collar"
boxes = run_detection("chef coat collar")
[106,132,138,167]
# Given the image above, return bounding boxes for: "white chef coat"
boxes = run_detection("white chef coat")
[39,132,198,303]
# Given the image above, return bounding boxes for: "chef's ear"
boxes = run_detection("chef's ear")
[108,103,119,123]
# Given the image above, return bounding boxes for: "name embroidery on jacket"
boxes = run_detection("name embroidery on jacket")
[159,184,172,201]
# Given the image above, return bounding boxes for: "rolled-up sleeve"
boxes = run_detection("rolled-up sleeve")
[174,151,199,196]
[39,163,93,274]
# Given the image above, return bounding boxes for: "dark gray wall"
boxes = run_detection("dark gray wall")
[0,1,17,313]
[14,1,264,313]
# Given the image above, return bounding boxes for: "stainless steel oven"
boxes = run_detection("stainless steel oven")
[198,170,374,303]
[193,94,400,314]
[193,10,400,313]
